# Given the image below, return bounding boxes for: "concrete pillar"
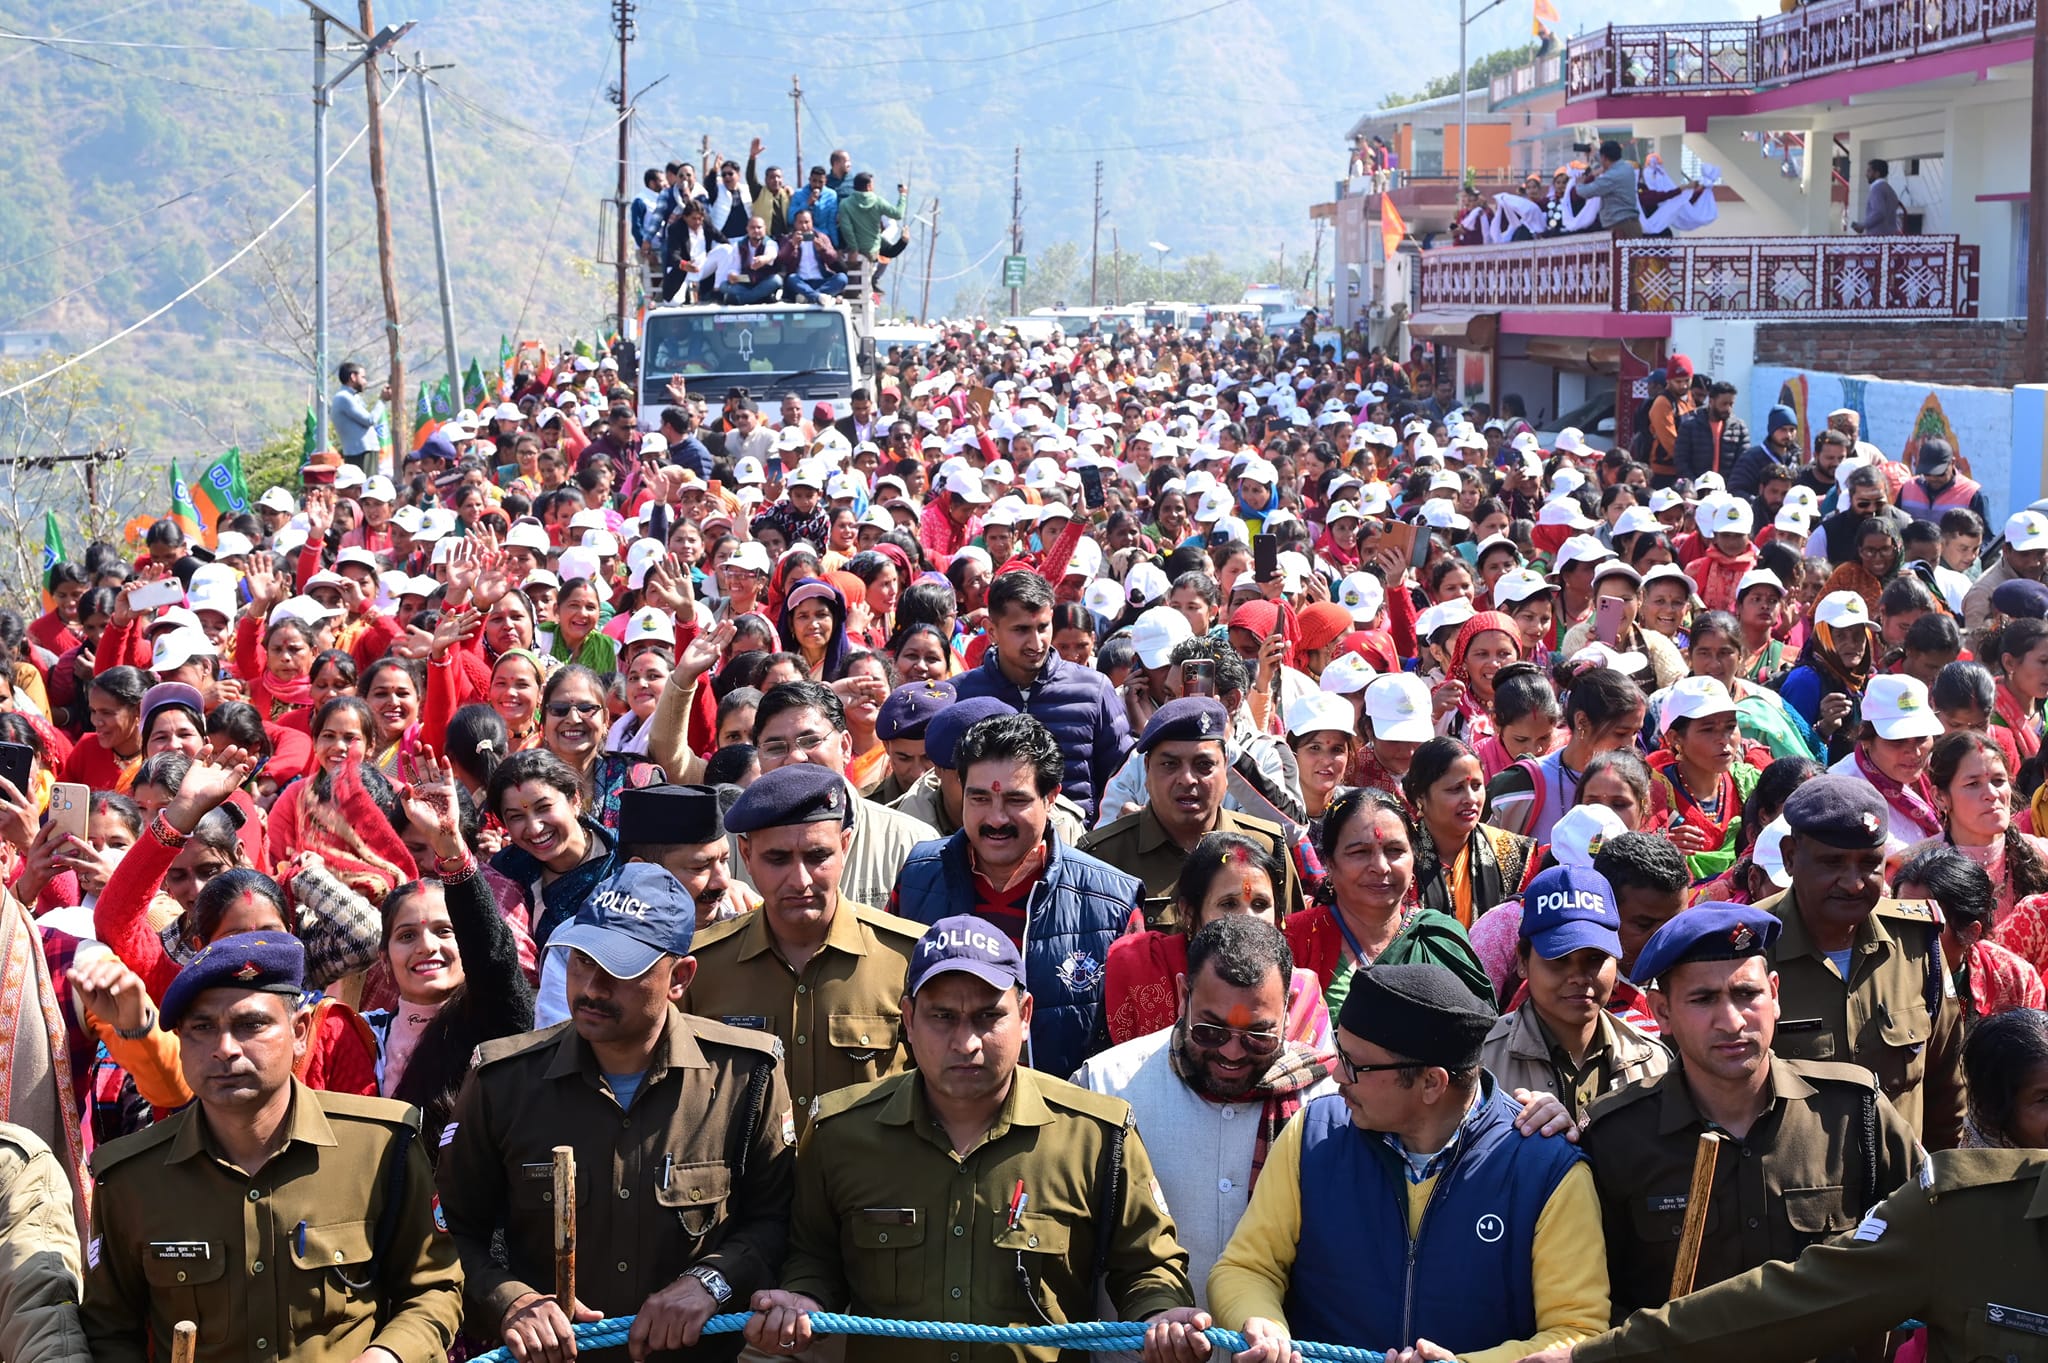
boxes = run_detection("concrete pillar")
[1945,102,2018,320]
[1689,124,1806,234]
[2012,384,2048,518]
[1799,126,1841,235]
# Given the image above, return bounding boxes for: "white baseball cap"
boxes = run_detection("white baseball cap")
[362,475,397,502]
[1659,675,1738,733]
[1125,562,1170,606]
[1568,642,1648,675]
[1773,507,1814,538]
[1194,488,1234,524]
[1286,692,1358,740]
[1642,563,1696,597]
[1862,674,1943,740]
[1550,804,1627,869]
[1552,534,1614,572]
[1735,568,1785,599]
[1336,572,1385,625]
[1612,505,1663,538]
[150,627,217,673]
[1814,591,1873,631]
[1082,579,1124,619]
[506,521,552,554]
[1493,568,1554,608]
[623,607,675,649]
[1362,673,1433,743]
[1319,653,1377,696]
[1699,497,1754,538]
[1782,485,1821,513]
[1537,499,1595,531]
[1130,606,1193,669]
[1647,488,1686,514]
[1418,499,1470,532]
[1553,427,1592,455]
[257,487,297,514]
[2007,511,2048,552]
[212,532,255,560]
[269,595,341,627]
[726,542,772,575]
[945,469,991,503]
[1750,815,1794,890]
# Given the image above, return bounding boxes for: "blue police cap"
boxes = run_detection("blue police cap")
[723,762,853,834]
[1991,577,2048,621]
[875,679,957,742]
[549,862,697,980]
[161,931,306,1030]
[925,697,1016,771]
[1519,864,1623,960]
[1629,904,1782,987]
[1137,696,1231,754]
[1781,774,1890,850]
[907,914,1026,996]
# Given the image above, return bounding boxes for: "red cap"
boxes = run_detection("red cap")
[1666,353,1694,379]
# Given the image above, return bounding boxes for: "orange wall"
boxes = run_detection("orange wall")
[1443,123,1511,176]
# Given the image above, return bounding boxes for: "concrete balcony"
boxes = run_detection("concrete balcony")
[1416,232,1980,324]
[1564,0,2034,104]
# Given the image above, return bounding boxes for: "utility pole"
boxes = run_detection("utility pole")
[413,60,462,410]
[1089,159,1102,306]
[1009,145,1022,315]
[2028,13,2048,382]
[920,197,939,324]
[791,76,804,180]
[1112,227,1122,306]
[313,11,330,453]
[611,0,635,346]
[358,0,404,462]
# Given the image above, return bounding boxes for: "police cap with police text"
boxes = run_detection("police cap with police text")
[548,862,697,980]
[907,914,1027,995]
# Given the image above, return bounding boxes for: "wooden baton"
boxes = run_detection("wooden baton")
[552,1145,577,1314]
[170,1321,198,1363]
[1669,1130,1724,1299]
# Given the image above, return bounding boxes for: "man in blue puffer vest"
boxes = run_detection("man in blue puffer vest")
[889,712,1142,1080]
[1187,964,1611,1363]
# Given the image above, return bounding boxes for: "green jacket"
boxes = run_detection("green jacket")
[837,187,907,255]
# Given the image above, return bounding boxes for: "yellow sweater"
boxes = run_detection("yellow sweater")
[1206,1110,1611,1363]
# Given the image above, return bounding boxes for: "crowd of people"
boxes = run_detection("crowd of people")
[4,308,2048,1363]
[1453,143,1719,245]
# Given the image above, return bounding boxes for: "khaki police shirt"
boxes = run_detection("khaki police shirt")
[1754,890,1966,1149]
[1577,1148,2048,1363]
[1077,805,1302,932]
[1582,1056,1923,1321]
[435,1012,794,1358]
[80,1082,461,1363]
[681,898,922,1133]
[781,1067,1194,1363]
[0,1122,88,1363]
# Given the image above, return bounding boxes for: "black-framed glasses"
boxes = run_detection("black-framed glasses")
[1335,1050,1422,1083]
[546,701,604,720]
[1187,1021,1283,1057]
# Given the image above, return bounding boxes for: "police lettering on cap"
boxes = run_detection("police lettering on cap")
[1519,865,1624,960]
[1137,696,1231,754]
[723,763,854,834]
[616,784,723,848]
[1336,963,1495,1070]
[1629,905,1783,987]
[548,862,698,981]
[875,680,956,741]
[1781,774,1891,850]
[160,932,307,1030]
[908,914,1027,995]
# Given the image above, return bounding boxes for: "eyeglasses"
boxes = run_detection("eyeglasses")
[1334,1050,1423,1083]
[545,701,604,720]
[758,730,835,761]
[1186,1021,1282,1057]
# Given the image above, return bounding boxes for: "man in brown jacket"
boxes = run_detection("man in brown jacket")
[0,1122,88,1363]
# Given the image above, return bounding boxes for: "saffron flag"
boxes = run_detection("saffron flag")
[188,448,250,547]
[1381,197,1408,259]
[167,460,202,544]
[40,511,63,610]
[1534,0,1559,38]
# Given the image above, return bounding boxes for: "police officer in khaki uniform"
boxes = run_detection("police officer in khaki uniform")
[81,933,462,1363]
[683,764,924,1134]
[1750,776,1966,1148]
[1078,698,1301,930]
[744,915,1203,1363]
[890,697,1089,844]
[0,1121,89,1363]
[438,863,794,1363]
[1581,905,1922,1330]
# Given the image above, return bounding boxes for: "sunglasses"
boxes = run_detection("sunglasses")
[1186,1021,1282,1057]
[545,700,604,720]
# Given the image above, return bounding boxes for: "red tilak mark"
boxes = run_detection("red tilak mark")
[1229,846,1253,865]
[990,779,1003,793]
[1224,1004,1254,1029]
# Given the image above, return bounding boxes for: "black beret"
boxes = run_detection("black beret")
[1781,774,1890,850]
[617,783,724,848]
[162,931,305,1030]
[1630,905,1782,986]
[723,763,854,834]
[1338,963,1495,1070]
[1137,696,1231,754]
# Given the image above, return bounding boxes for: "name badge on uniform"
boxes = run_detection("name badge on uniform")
[859,1208,918,1225]
[1777,1018,1824,1032]
[1988,1304,2048,1338]
[722,1016,769,1031]
[149,1242,212,1261]
[521,1162,555,1182]
[1646,1194,1688,1214]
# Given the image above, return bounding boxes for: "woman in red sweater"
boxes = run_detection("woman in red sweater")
[59,666,146,792]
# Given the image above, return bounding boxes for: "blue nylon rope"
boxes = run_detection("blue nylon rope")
[469,1312,1391,1362]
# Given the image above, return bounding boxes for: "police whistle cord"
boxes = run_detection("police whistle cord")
[469,1313,1392,1362]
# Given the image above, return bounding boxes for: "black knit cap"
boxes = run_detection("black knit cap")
[1338,963,1496,1070]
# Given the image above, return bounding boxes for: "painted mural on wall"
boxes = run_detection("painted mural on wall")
[1750,365,2013,521]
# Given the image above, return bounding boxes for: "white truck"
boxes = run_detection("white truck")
[635,302,877,428]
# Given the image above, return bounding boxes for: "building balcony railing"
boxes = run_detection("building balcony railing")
[1565,0,2034,100]
[1490,53,1565,104]
[1416,232,1979,319]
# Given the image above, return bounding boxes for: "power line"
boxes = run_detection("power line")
[0,157,291,275]
[0,71,405,402]
[0,31,298,51]
[813,0,1247,71]
[511,63,610,339]
[0,22,297,95]
[0,0,151,72]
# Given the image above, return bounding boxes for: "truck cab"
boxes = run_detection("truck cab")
[636,302,875,429]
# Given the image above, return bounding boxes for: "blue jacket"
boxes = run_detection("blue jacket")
[788,185,841,244]
[949,651,1131,820]
[1283,1082,1583,1355]
[893,830,1140,1080]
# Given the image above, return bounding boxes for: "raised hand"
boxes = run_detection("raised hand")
[399,752,465,863]
[431,607,484,660]
[677,619,734,685]
[163,745,256,834]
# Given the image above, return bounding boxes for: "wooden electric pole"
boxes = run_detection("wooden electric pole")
[1112,227,1122,305]
[1008,145,1023,315]
[920,196,939,324]
[611,0,635,345]
[1090,159,1102,306]
[359,0,404,459]
[791,76,804,180]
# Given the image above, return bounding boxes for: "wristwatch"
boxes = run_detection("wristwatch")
[685,1266,733,1304]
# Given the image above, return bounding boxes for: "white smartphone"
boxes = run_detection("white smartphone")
[129,579,185,611]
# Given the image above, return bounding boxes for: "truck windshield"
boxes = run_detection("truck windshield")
[642,309,849,383]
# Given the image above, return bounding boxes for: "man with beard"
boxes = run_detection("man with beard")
[1073,915,1336,1305]
[743,916,1207,1363]
[438,863,795,1363]
[683,764,924,1137]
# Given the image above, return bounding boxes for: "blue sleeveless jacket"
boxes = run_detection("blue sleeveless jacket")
[1282,1081,1583,1354]
[894,830,1140,1079]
